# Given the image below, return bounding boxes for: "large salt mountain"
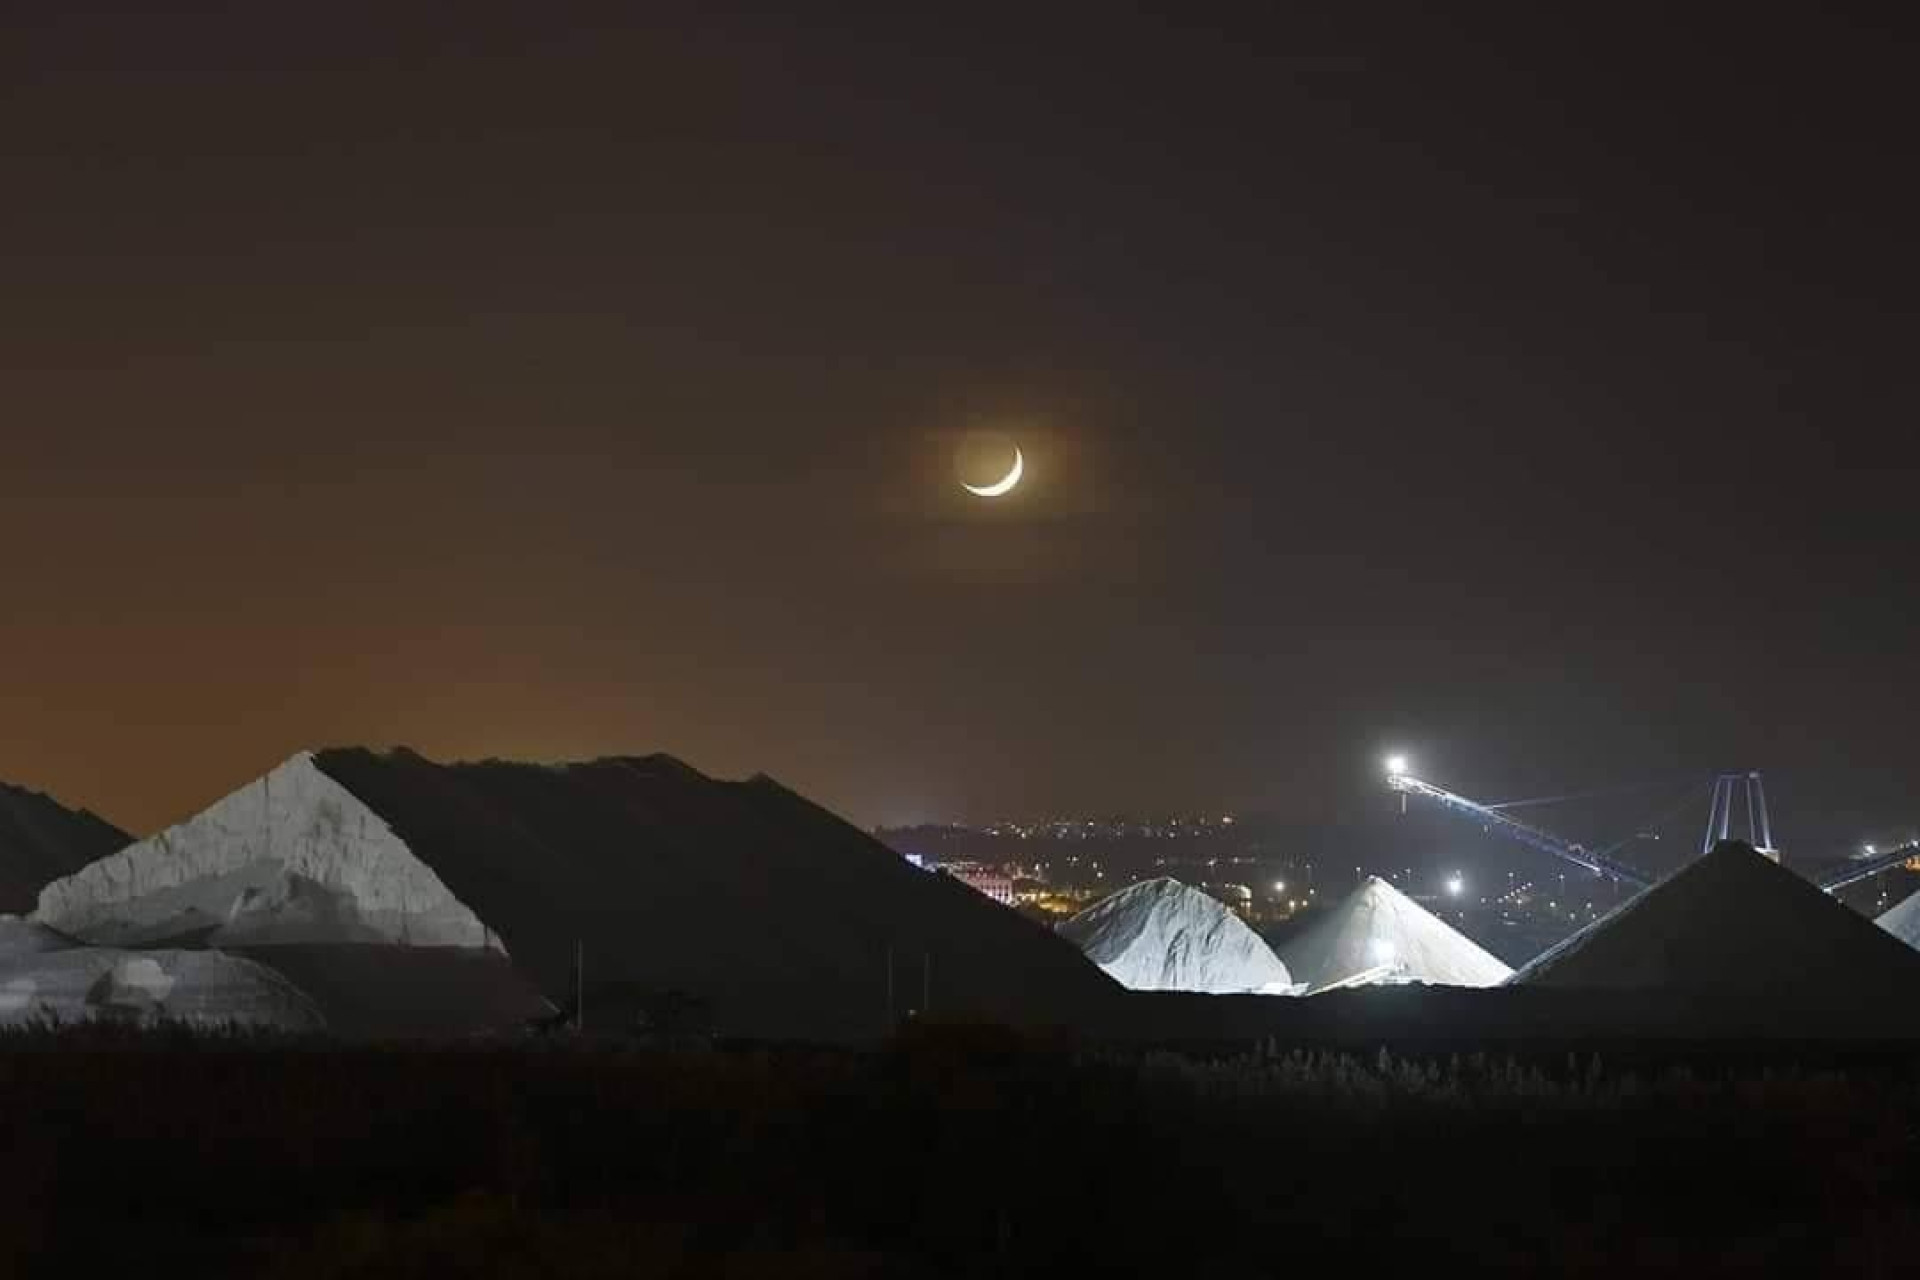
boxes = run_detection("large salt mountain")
[1276,876,1511,993]
[1510,842,1920,1033]
[34,754,546,1036]
[1058,877,1295,994]
[39,750,1117,1038]
[0,779,128,915]
[39,753,498,949]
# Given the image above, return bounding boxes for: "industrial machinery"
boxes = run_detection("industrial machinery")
[1383,757,1653,889]
[1815,839,1920,893]
[1385,754,1913,898]
[1702,772,1778,860]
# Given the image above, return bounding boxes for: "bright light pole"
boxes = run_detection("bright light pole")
[1384,754,1412,813]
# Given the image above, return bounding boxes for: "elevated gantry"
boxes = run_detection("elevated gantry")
[1383,756,1652,889]
[1385,755,1915,897]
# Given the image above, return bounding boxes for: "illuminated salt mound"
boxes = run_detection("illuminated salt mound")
[1511,841,1920,995]
[35,753,499,950]
[0,945,324,1031]
[1059,878,1295,994]
[1276,876,1510,993]
[1878,890,1920,951]
[0,779,129,916]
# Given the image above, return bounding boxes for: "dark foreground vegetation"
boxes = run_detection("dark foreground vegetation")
[5,1023,1918,1277]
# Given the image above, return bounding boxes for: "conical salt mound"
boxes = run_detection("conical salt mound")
[1276,876,1511,993]
[1512,842,1920,999]
[1878,889,1920,951]
[1058,877,1294,994]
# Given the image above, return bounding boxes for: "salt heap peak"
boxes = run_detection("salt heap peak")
[1511,841,1920,999]
[34,753,498,950]
[1878,889,1920,951]
[1276,875,1510,993]
[1059,877,1295,995]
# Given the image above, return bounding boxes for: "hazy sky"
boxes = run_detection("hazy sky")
[4,7,1915,846]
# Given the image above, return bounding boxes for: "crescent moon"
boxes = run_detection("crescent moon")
[962,446,1023,498]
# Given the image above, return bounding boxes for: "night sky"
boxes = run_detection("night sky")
[5,8,1915,850]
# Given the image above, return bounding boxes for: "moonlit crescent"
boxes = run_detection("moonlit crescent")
[963,446,1023,498]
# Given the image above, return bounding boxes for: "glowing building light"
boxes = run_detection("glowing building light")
[1385,754,1409,777]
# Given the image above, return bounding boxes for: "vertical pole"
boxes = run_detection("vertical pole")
[1745,778,1757,848]
[1702,777,1724,857]
[1751,773,1775,852]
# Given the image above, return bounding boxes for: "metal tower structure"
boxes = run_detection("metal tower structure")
[1702,772,1777,860]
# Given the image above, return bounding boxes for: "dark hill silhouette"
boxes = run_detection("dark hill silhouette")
[1507,840,1920,1035]
[0,780,128,914]
[228,944,553,1038]
[312,748,1121,1040]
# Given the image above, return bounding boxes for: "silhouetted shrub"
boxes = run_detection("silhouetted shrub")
[1,1025,1915,1276]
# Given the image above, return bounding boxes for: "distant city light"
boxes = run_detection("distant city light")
[1865,844,1878,856]
[1274,880,1286,895]
[1385,754,1409,777]
[1445,874,1464,897]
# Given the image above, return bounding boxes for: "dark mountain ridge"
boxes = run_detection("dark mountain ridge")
[0,779,128,914]
[312,748,1121,1040]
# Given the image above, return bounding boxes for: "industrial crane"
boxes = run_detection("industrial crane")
[1816,840,1920,893]
[1383,757,1653,889]
[1386,755,1913,898]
